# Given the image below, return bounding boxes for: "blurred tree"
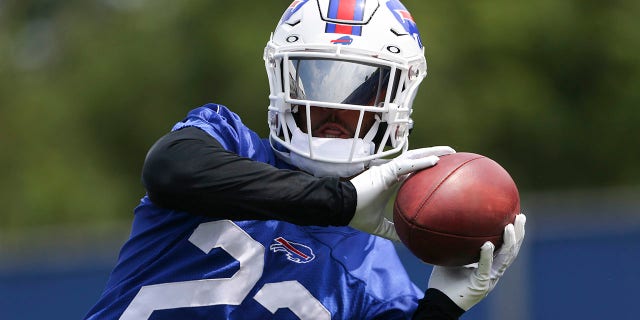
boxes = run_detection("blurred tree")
[411,0,640,189]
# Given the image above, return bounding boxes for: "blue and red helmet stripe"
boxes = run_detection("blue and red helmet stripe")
[325,0,366,36]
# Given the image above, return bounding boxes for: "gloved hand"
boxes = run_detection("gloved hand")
[348,146,455,241]
[427,213,527,311]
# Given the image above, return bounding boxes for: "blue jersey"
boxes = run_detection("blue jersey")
[84,104,422,319]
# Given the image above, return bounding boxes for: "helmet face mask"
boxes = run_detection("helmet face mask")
[265,0,426,177]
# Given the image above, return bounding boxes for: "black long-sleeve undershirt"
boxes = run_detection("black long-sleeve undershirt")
[141,126,356,226]
[412,289,465,319]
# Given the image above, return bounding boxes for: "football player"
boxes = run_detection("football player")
[84,0,526,319]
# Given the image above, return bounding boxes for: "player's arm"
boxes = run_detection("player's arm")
[411,289,464,320]
[142,126,356,226]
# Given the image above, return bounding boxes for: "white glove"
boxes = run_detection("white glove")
[427,213,526,311]
[348,146,456,241]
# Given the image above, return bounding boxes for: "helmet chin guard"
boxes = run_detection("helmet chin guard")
[265,0,427,177]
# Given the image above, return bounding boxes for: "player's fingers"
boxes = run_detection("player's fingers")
[393,155,440,176]
[502,223,516,249]
[507,214,526,262]
[476,241,494,279]
[387,146,455,179]
[514,214,526,246]
[402,146,456,159]
[493,224,516,275]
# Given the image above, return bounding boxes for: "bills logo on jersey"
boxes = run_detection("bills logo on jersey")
[330,35,354,45]
[280,0,310,25]
[386,0,423,48]
[270,237,316,263]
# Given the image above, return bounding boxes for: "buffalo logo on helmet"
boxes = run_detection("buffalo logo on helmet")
[330,35,354,45]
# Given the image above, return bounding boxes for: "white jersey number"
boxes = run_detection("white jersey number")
[120,220,330,320]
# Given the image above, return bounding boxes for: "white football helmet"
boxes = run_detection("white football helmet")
[264,0,427,177]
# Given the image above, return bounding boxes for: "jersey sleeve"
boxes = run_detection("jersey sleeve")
[142,124,357,227]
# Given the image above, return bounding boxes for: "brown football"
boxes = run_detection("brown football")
[393,152,520,266]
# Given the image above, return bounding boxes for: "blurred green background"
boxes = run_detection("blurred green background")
[1,0,638,234]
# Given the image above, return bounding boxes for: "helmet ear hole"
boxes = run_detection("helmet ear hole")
[386,45,401,54]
